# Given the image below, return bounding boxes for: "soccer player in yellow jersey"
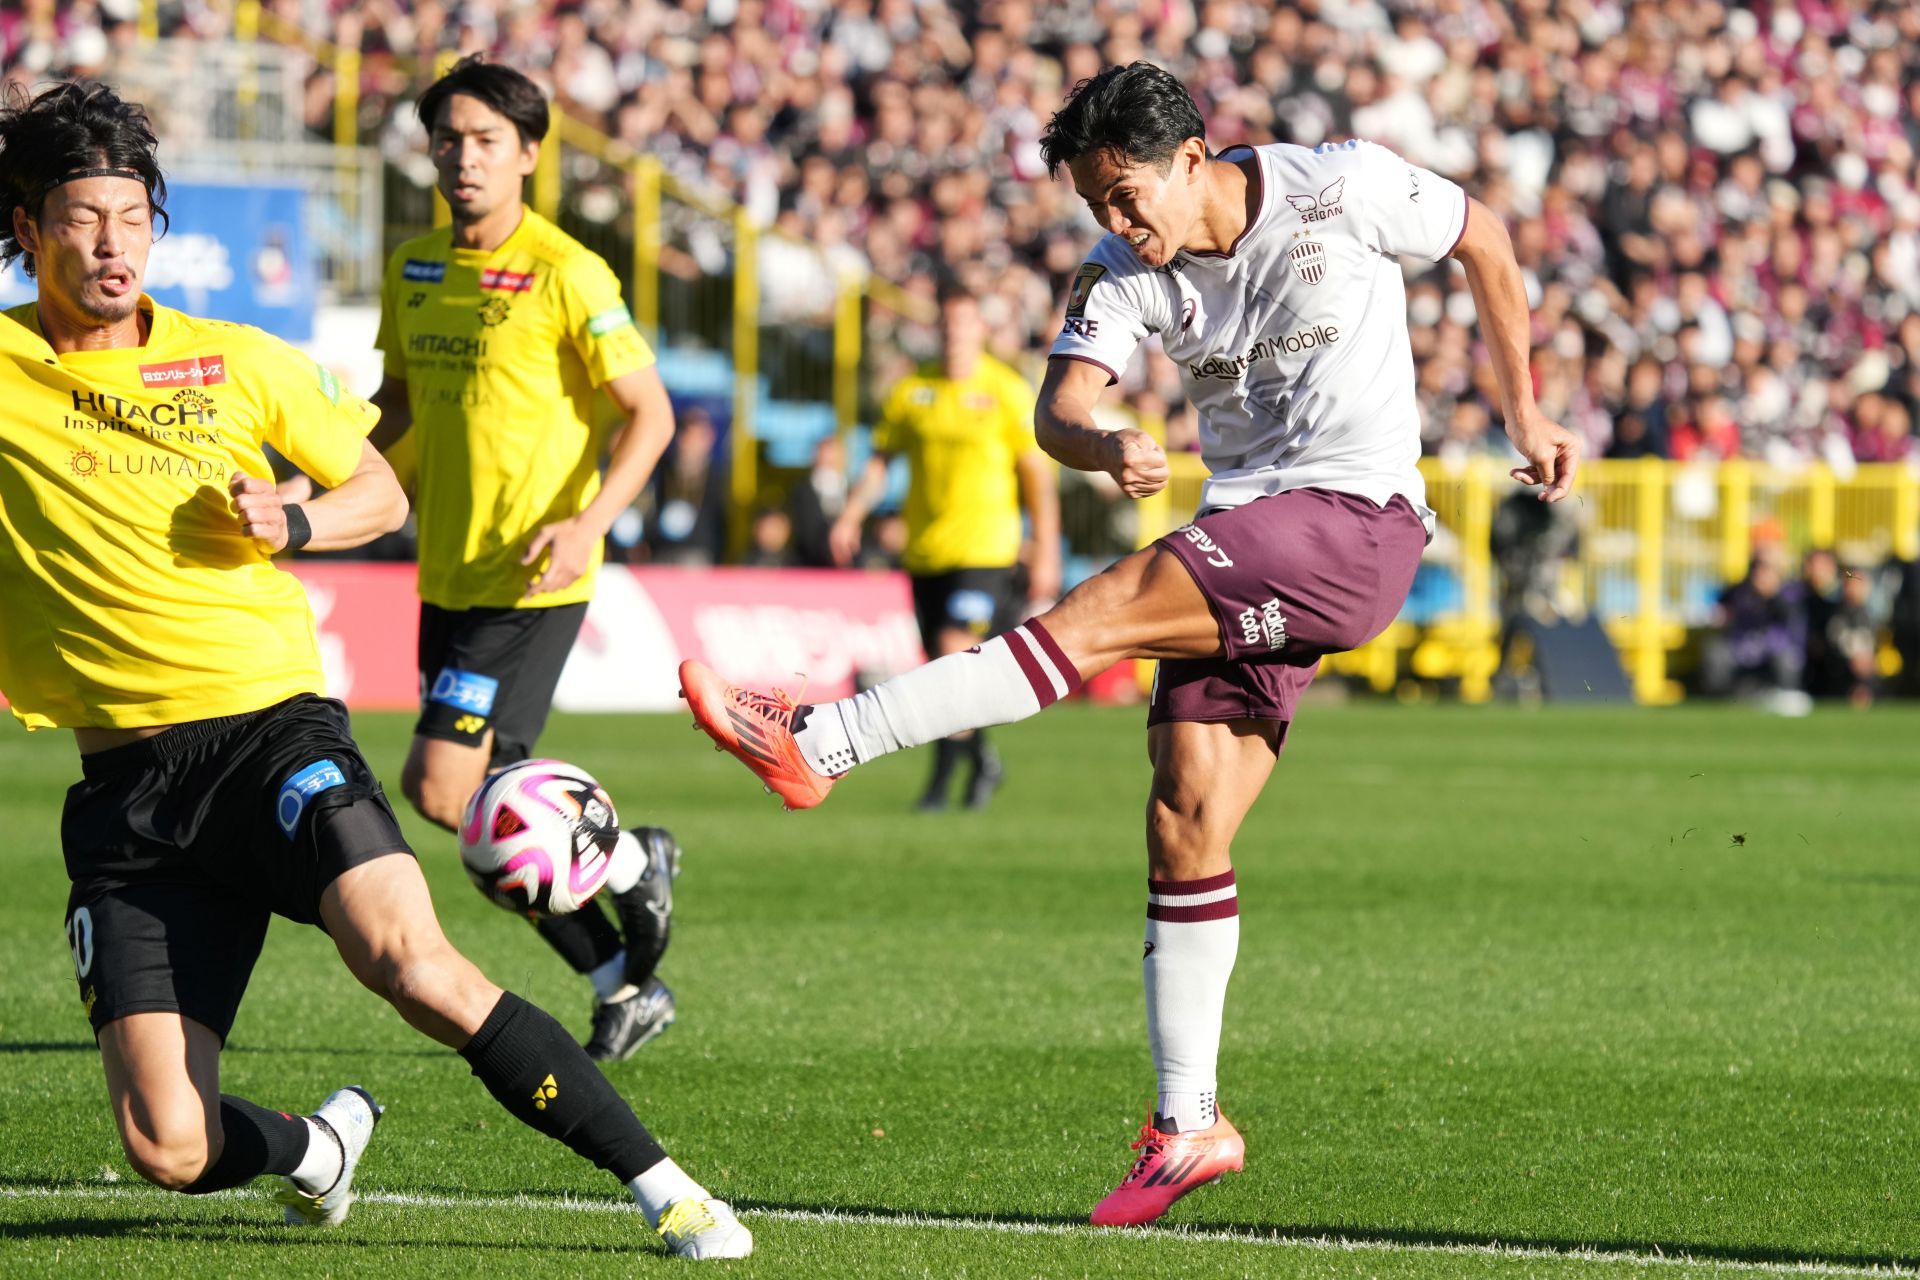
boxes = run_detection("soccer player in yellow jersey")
[830,287,1061,810]
[0,82,747,1257]
[369,58,681,1061]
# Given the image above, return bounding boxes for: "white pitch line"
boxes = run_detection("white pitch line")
[3,1185,1915,1278]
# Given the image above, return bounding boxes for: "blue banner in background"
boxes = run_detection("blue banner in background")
[0,181,315,341]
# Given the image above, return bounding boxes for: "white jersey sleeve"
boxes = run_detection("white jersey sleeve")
[1047,238,1165,383]
[1347,139,1469,264]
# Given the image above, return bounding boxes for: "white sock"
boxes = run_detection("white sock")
[628,1157,709,1228]
[289,1117,343,1194]
[1143,869,1239,1133]
[793,620,1082,776]
[604,829,644,894]
[588,950,629,1000]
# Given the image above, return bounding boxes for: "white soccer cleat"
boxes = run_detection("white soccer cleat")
[275,1085,382,1227]
[657,1196,753,1259]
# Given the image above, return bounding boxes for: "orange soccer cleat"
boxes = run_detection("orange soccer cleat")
[678,660,837,810]
[1089,1112,1245,1227]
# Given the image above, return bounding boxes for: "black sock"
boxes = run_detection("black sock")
[922,738,961,794]
[965,730,989,769]
[459,991,668,1182]
[179,1096,311,1194]
[533,898,624,974]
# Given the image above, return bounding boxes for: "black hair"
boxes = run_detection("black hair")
[417,55,550,147]
[1038,61,1207,176]
[0,81,168,279]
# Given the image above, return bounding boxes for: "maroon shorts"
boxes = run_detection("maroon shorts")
[1149,487,1427,727]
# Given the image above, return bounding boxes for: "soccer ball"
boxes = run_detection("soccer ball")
[459,759,620,917]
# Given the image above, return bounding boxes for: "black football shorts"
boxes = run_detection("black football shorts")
[60,694,411,1041]
[415,601,588,766]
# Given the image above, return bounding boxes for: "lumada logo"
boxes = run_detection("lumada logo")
[70,448,99,478]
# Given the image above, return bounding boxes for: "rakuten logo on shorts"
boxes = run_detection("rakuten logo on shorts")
[1236,599,1290,650]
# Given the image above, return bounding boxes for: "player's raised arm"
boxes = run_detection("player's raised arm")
[232,440,407,553]
[1037,356,1168,498]
[1450,196,1581,502]
[368,373,413,453]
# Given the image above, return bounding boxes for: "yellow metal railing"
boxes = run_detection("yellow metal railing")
[1145,455,1919,704]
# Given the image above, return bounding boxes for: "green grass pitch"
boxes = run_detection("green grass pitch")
[2,702,1916,1277]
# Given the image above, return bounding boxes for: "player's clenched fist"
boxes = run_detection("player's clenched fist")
[1104,426,1169,499]
[229,472,291,550]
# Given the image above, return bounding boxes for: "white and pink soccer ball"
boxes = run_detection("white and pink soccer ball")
[458,759,620,917]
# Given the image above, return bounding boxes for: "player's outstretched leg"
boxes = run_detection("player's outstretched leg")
[586,826,682,1061]
[680,544,1216,809]
[275,1085,384,1226]
[322,850,749,1258]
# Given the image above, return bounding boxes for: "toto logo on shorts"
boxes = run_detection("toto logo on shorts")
[277,759,347,838]
[430,668,499,715]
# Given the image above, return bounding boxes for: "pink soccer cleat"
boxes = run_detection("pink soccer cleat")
[1089,1112,1245,1226]
[678,660,837,810]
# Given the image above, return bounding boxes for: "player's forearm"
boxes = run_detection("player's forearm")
[1035,396,1118,474]
[578,407,673,536]
[1456,227,1539,427]
[300,453,409,551]
[841,455,892,526]
[1018,455,1061,554]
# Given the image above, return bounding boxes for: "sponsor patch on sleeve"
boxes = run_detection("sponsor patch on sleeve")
[402,258,447,283]
[277,759,347,838]
[587,304,634,337]
[428,667,499,715]
[315,363,342,404]
[1065,263,1107,317]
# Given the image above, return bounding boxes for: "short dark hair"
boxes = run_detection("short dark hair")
[1039,62,1207,176]
[0,81,168,279]
[416,55,549,147]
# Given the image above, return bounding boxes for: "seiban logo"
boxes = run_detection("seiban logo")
[139,355,226,388]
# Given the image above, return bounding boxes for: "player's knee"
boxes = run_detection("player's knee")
[121,1126,212,1192]
[1146,791,1220,878]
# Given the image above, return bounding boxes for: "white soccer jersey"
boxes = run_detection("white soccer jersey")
[1050,138,1467,528]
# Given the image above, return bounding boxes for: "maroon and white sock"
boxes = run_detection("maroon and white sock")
[793,619,1081,775]
[1144,869,1240,1134]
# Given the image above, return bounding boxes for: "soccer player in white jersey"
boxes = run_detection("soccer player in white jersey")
[681,62,1579,1224]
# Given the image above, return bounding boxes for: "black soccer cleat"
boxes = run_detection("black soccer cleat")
[585,976,676,1062]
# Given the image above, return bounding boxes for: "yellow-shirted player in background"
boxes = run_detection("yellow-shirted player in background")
[368,58,681,1061]
[830,286,1061,810]
[0,80,748,1257]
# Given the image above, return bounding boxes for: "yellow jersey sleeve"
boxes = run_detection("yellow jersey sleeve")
[557,253,654,388]
[872,380,916,455]
[376,255,406,380]
[248,336,379,488]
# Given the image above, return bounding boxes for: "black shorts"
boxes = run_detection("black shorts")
[416,601,587,766]
[910,568,1017,653]
[61,695,411,1041]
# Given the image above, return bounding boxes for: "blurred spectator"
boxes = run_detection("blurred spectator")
[788,432,849,569]
[1820,566,1882,707]
[1701,544,1811,713]
[646,407,727,566]
[743,506,793,568]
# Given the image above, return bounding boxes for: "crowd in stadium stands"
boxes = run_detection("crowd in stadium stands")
[13,0,1920,470]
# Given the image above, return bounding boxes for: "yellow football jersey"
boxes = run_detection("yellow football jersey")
[377,209,655,610]
[873,354,1039,575]
[0,297,378,730]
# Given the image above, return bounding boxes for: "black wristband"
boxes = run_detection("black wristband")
[282,503,313,553]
